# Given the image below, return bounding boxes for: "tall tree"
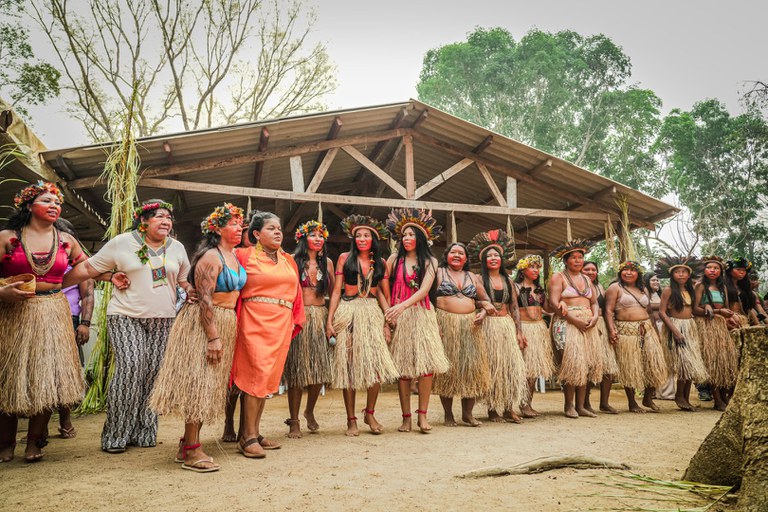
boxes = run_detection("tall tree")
[417,27,665,196]
[28,0,337,142]
[0,0,60,116]
[654,99,768,263]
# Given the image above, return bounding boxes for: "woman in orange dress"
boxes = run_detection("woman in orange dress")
[232,211,304,459]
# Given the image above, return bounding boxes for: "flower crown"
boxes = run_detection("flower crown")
[201,202,244,235]
[700,255,725,269]
[550,239,595,259]
[654,255,699,279]
[340,214,388,240]
[295,220,329,242]
[14,181,64,208]
[134,201,174,220]
[727,257,753,271]
[468,229,515,268]
[386,208,442,243]
[516,254,543,271]
[618,260,645,273]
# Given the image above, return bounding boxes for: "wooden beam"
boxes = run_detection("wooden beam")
[163,141,174,165]
[473,135,493,154]
[341,145,408,198]
[506,176,517,208]
[476,163,506,206]
[414,158,474,199]
[252,127,270,188]
[289,155,304,192]
[285,202,312,232]
[412,109,428,129]
[528,158,552,179]
[138,177,610,220]
[353,108,408,188]
[453,213,548,250]
[305,147,338,194]
[404,134,415,199]
[70,128,408,189]
[306,117,342,188]
[326,203,348,220]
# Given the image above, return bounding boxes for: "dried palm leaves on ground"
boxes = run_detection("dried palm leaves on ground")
[456,455,630,478]
[582,471,735,511]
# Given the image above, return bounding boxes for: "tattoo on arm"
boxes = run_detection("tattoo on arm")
[79,280,95,322]
[195,256,220,340]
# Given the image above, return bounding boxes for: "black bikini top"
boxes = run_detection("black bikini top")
[435,268,477,299]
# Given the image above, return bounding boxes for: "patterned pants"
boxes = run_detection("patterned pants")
[102,316,173,450]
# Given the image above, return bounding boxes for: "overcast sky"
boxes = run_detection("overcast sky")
[24,0,767,149]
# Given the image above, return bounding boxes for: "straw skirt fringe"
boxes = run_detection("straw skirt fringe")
[283,305,332,388]
[520,320,555,379]
[553,308,603,386]
[390,305,450,378]
[696,316,738,388]
[481,315,528,411]
[150,303,236,424]
[660,317,709,383]
[595,317,619,376]
[614,319,668,390]
[331,298,399,390]
[433,310,490,398]
[0,293,84,415]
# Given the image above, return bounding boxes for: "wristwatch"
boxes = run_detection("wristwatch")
[80,320,91,327]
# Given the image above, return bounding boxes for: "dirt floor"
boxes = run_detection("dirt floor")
[0,388,724,512]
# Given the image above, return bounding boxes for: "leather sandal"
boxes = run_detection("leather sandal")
[257,435,281,450]
[237,437,266,459]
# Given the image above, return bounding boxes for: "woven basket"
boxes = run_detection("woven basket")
[0,273,36,293]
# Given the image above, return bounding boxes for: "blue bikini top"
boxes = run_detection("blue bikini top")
[215,249,246,292]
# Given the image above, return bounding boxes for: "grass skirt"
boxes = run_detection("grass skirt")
[614,319,668,390]
[433,310,490,398]
[595,317,619,376]
[481,316,528,411]
[0,293,84,415]
[390,305,450,378]
[660,317,709,383]
[696,316,738,388]
[331,298,399,390]
[283,305,332,388]
[552,308,603,386]
[150,303,236,424]
[520,319,555,379]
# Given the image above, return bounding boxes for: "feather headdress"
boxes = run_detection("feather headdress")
[726,257,753,271]
[700,255,726,270]
[654,255,699,279]
[550,239,594,259]
[468,229,515,268]
[386,208,442,243]
[340,214,388,240]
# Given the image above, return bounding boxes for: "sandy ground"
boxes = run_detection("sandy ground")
[0,388,722,512]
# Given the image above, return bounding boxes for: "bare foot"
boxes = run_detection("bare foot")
[461,414,482,427]
[520,405,539,418]
[488,410,505,423]
[576,407,597,418]
[24,440,44,462]
[675,398,694,411]
[714,402,727,412]
[285,418,302,439]
[345,418,360,437]
[0,442,14,463]
[444,414,458,427]
[599,404,619,414]
[363,411,383,434]
[629,403,647,413]
[416,411,431,433]
[398,415,412,432]
[564,405,579,419]
[303,410,320,433]
[582,403,597,415]
[503,411,522,424]
[222,421,237,443]
[642,399,661,412]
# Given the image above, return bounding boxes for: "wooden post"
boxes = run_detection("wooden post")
[506,176,517,209]
[404,134,415,199]
[290,156,304,192]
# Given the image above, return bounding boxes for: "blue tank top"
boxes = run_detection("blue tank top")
[701,289,724,305]
[215,249,246,292]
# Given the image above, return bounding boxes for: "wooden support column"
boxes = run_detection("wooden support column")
[476,163,506,206]
[404,134,415,199]
[506,176,518,209]
[289,156,304,192]
[253,127,269,187]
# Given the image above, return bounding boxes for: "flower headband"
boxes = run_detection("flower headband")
[201,202,244,235]
[618,260,645,273]
[14,181,64,208]
[550,239,595,259]
[727,257,753,271]
[516,254,543,271]
[468,229,515,268]
[134,201,174,220]
[340,214,388,240]
[386,208,442,243]
[295,220,329,241]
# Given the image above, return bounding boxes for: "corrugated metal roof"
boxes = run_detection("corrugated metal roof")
[41,100,676,251]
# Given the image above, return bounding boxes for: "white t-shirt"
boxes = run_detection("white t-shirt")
[89,232,190,318]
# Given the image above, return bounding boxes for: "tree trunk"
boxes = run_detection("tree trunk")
[684,325,768,511]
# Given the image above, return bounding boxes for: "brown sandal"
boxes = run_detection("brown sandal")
[237,437,266,459]
[257,435,281,450]
[58,425,77,439]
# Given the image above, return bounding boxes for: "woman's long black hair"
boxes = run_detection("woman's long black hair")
[725,268,756,312]
[439,242,470,271]
[342,231,386,286]
[617,268,646,292]
[479,248,512,305]
[294,235,330,297]
[668,270,696,312]
[643,272,662,299]
[389,228,433,290]
[701,265,727,307]
[188,231,221,289]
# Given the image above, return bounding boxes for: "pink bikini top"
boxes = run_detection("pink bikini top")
[391,259,430,309]
[560,272,592,299]
[1,234,70,284]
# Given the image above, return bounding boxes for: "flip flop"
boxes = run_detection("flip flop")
[257,435,281,450]
[58,426,77,439]
[182,458,220,473]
